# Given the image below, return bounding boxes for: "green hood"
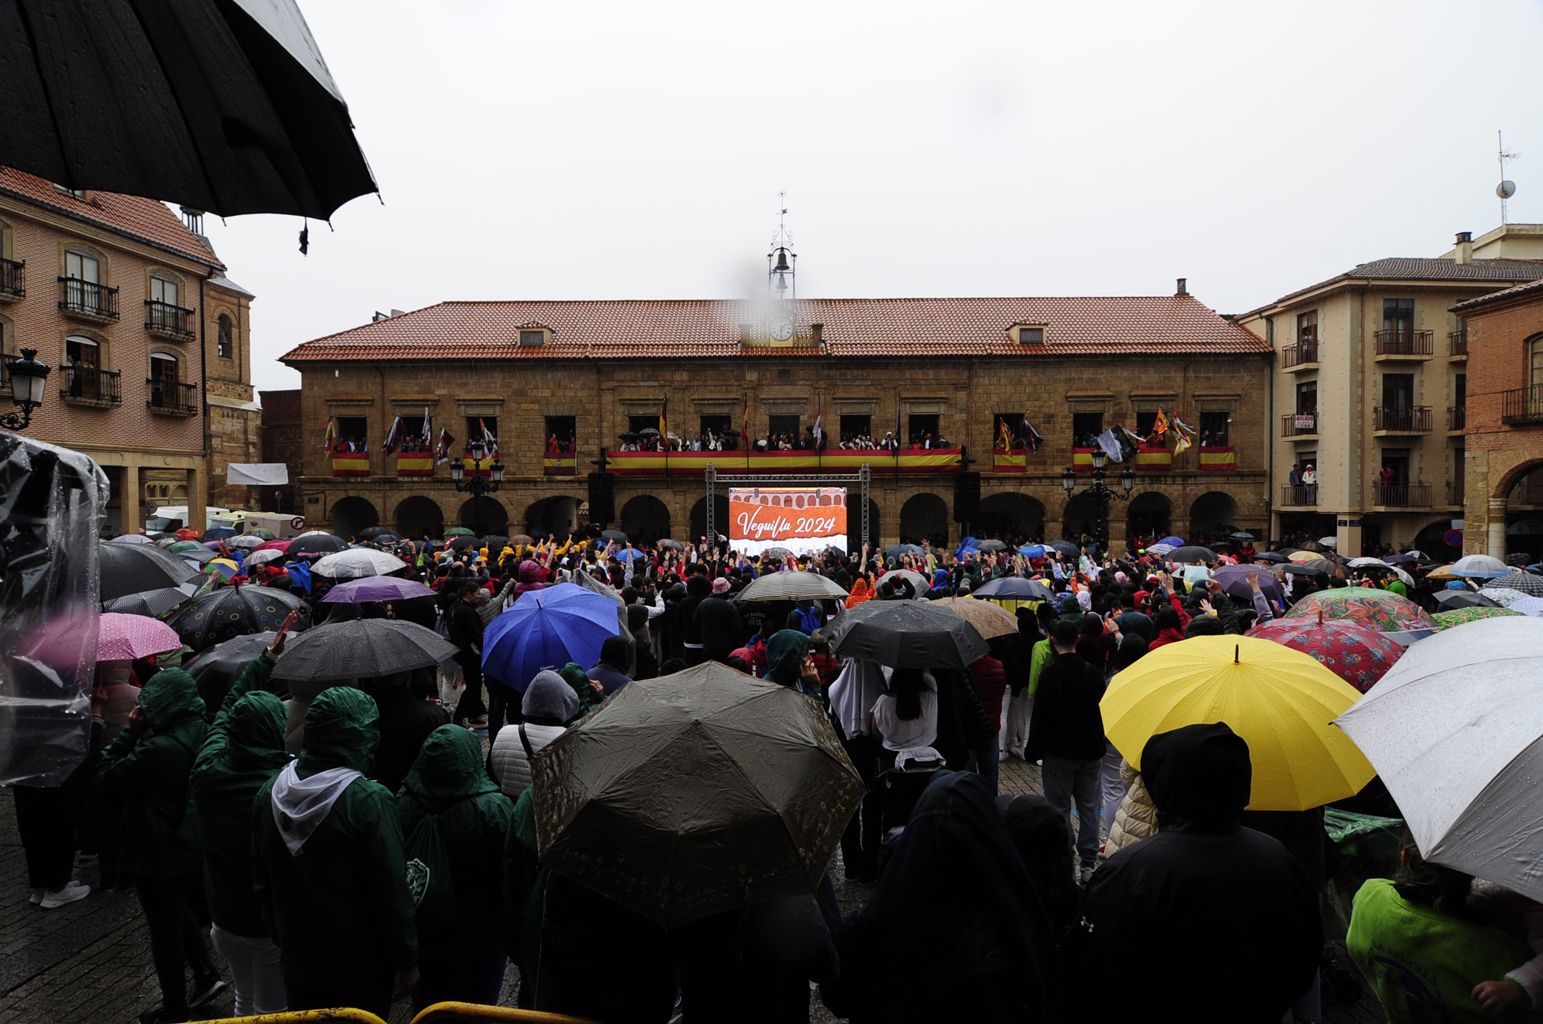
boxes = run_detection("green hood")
[224,691,290,772]
[137,668,206,731]
[297,686,379,777]
[766,629,810,686]
[399,724,497,812]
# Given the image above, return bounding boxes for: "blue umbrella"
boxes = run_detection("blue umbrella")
[1157,535,1186,547]
[615,548,645,561]
[955,537,978,559]
[1019,544,1046,558]
[483,583,621,693]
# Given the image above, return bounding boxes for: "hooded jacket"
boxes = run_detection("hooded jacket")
[1084,724,1320,1022]
[254,686,418,991]
[97,668,208,879]
[695,592,744,661]
[490,670,577,798]
[514,560,546,598]
[191,652,290,937]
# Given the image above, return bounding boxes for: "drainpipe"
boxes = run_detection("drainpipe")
[1264,314,1274,543]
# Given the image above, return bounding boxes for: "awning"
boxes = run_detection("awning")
[226,463,289,486]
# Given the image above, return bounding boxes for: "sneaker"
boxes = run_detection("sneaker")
[38,881,90,909]
[30,888,44,905]
[187,975,227,1008]
[1077,863,1095,887]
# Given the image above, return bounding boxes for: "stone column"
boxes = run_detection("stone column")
[187,463,207,536]
[121,462,140,533]
[1488,497,1508,558]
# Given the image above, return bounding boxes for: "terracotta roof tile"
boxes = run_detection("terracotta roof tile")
[1253,256,1543,313]
[282,295,1271,364]
[0,167,222,268]
[1450,275,1543,312]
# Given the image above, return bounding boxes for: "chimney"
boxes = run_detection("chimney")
[1175,277,1188,297]
[810,323,824,346]
[178,206,204,235]
[1454,231,1473,265]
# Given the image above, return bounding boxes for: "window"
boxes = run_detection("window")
[54,184,86,200]
[335,416,368,451]
[839,414,872,444]
[993,412,1026,449]
[1134,410,1159,437]
[1199,411,1230,446]
[1296,310,1318,345]
[65,250,99,284]
[465,415,499,450]
[150,275,179,307]
[1455,373,1466,412]
[65,335,100,369]
[395,413,429,452]
[767,414,800,441]
[1018,326,1044,345]
[217,314,233,359]
[150,352,178,385]
[545,415,576,454]
[699,414,732,439]
[628,414,658,435]
[1072,412,1104,447]
[519,329,544,347]
[1296,380,1317,414]
[1531,336,1543,389]
[1382,298,1415,335]
[907,413,939,445]
[1382,373,1414,408]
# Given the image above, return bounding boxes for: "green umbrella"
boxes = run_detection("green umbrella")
[443,527,476,538]
[533,663,864,928]
[1430,606,1522,630]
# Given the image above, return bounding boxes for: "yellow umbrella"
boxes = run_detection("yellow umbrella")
[931,596,1019,639]
[1101,635,1373,811]
[1425,563,1459,581]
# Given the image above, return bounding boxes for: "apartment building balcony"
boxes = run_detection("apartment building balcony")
[58,277,119,323]
[1281,341,1320,371]
[1448,406,1466,433]
[1448,330,1467,360]
[59,366,121,407]
[1502,386,1543,425]
[0,257,24,300]
[1280,483,1317,507]
[1281,411,1318,438]
[1373,329,1433,359]
[145,300,197,341]
[1373,482,1433,508]
[145,378,198,416]
[1445,480,1466,508]
[1373,406,1432,434]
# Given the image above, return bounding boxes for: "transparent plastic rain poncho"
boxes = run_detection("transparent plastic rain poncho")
[0,434,108,785]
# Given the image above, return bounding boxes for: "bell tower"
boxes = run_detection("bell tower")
[767,192,796,298]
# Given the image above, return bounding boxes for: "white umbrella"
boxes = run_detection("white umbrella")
[246,549,286,567]
[1449,554,1512,579]
[1318,536,1338,548]
[1334,617,1543,901]
[1347,556,1388,569]
[1146,542,1176,555]
[311,548,406,580]
[735,571,849,603]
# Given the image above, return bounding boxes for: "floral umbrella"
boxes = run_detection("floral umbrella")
[1283,587,1435,633]
[1430,606,1523,630]
[1249,616,1404,693]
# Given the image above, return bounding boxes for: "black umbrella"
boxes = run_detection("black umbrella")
[617,431,641,443]
[1230,531,1256,542]
[658,539,684,551]
[1046,539,1081,559]
[638,427,661,437]
[1253,551,1288,564]
[884,543,923,558]
[975,539,1008,553]
[445,535,478,551]
[270,619,457,696]
[102,583,195,618]
[1280,563,1329,577]
[98,541,202,601]
[973,577,1053,601]
[288,531,346,556]
[0,0,375,220]
[1433,590,1498,610]
[166,584,310,652]
[1169,545,1217,564]
[183,631,276,719]
[824,599,988,671]
[601,529,628,543]
[483,534,510,552]
[762,546,795,561]
[357,526,393,540]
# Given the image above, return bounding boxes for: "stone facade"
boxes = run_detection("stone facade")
[259,388,303,514]
[203,276,262,510]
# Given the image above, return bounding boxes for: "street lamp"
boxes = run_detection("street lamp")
[451,439,504,536]
[1,348,50,431]
[1062,446,1136,551]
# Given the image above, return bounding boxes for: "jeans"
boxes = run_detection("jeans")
[137,874,216,1014]
[211,925,286,1015]
[1099,741,1128,837]
[452,653,485,723]
[973,745,999,795]
[1041,755,1103,867]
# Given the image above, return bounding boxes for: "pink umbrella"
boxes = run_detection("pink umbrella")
[97,612,183,661]
[253,539,292,553]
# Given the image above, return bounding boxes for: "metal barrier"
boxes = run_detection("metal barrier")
[411,1003,595,1024]
[196,1010,387,1024]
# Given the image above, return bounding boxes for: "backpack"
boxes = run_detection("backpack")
[795,606,821,635]
[403,794,474,919]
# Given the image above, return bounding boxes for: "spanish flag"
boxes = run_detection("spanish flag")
[660,397,668,438]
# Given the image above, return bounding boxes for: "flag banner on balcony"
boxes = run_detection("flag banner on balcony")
[605,449,962,475]
[462,456,493,477]
[1135,446,1173,471]
[993,451,1027,473]
[396,455,434,477]
[543,457,577,476]
[331,452,369,477]
[1073,448,1095,472]
[1199,446,1236,471]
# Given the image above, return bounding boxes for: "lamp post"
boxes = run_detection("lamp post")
[1,348,50,431]
[1062,446,1136,552]
[449,439,504,537]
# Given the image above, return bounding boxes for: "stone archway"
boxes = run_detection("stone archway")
[394,496,444,540]
[899,492,949,546]
[330,496,378,539]
[1125,492,1173,545]
[1188,491,1238,543]
[689,495,729,543]
[526,495,578,540]
[620,495,671,544]
[1061,494,1101,545]
[977,492,1046,542]
[458,496,508,536]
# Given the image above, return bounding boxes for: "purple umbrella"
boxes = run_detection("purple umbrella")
[1211,563,1284,605]
[321,576,436,604]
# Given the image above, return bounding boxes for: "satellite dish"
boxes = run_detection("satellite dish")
[1498,180,1517,199]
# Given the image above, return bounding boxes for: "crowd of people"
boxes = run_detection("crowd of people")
[10,522,1543,1024]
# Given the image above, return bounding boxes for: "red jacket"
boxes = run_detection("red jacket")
[1149,627,1187,649]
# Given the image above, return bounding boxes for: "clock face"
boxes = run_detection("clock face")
[768,315,796,341]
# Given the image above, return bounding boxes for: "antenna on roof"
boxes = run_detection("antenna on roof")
[1498,129,1520,225]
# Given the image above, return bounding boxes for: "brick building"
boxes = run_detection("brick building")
[0,167,260,531]
[280,284,1272,551]
[1449,278,1543,558]
[259,388,303,513]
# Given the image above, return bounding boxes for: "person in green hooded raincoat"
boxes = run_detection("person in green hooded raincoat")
[253,686,418,1015]
[396,724,513,1010]
[190,641,291,1016]
[97,668,224,1024]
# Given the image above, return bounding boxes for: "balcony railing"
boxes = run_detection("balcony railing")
[1374,329,1433,357]
[1280,483,1317,506]
[1281,411,1319,437]
[1448,330,1468,358]
[145,300,196,340]
[1281,341,1319,368]
[59,365,121,406]
[1503,386,1543,424]
[145,378,198,416]
[1449,405,1466,432]
[0,257,23,299]
[1374,482,1433,507]
[58,277,119,321]
[1373,406,1432,432]
[1446,480,1466,507]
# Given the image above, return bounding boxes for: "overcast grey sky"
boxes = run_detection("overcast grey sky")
[214,0,1543,392]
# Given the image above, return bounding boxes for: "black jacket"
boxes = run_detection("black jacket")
[1026,651,1105,761]
[694,596,744,659]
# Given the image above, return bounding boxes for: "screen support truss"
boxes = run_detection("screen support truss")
[705,464,871,550]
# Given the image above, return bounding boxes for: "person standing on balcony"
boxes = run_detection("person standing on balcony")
[1302,463,1317,503]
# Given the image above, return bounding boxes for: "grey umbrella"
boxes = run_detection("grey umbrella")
[270,618,457,698]
[735,571,849,603]
[975,539,1009,553]
[1434,590,1499,610]
[102,582,197,617]
[98,541,203,601]
[973,577,1054,601]
[824,599,988,671]
[1483,572,1543,597]
[1170,545,1217,564]
[1046,539,1081,558]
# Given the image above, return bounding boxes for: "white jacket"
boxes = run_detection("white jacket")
[490,722,567,799]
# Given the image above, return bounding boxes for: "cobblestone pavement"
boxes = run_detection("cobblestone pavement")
[3,754,1378,1024]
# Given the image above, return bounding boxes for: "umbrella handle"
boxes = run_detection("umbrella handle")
[1234,643,1239,665]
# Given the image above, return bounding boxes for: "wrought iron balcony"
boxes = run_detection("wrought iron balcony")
[145,300,196,340]
[1374,482,1433,507]
[1281,411,1319,437]
[1373,406,1432,433]
[145,378,198,416]
[1281,341,1319,369]
[1449,406,1466,432]
[1503,386,1543,425]
[0,257,23,300]
[58,277,119,321]
[1374,329,1433,357]
[1448,330,1468,358]
[1446,480,1466,507]
[1280,483,1317,506]
[59,365,121,406]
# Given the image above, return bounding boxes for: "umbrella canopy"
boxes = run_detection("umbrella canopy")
[1483,572,1543,597]
[225,534,264,549]
[357,526,393,540]
[1157,535,1186,547]
[1144,543,1175,556]
[930,597,1019,640]
[244,548,286,568]
[973,577,1054,602]
[310,548,406,580]
[271,619,457,691]
[97,612,183,661]
[483,583,622,693]
[1347,556,1390,570]
[0,0,376,220]
[1046,539,1081,558]
[1253,551,1288,564]
[166,584,309,652]
[183,631,275,713]
[443,527,476,538]
[824,599,988,671]
[1280,563,1328,578]
[600,529,628,543]
[1431,607,1522,630]
[884,543,924,558]
[1318,537,1339,548]
[102,583,197,618]
[246,528,276,540]
[1333,618,1543,903]
[510,534,536,546]
[1169,545,1217,564]
[1017,544,1046,558]
[205,557,241,581]
[534,662,864,928]
[1434,589,1497,610]
[1448,554,1512,579]
[975,539,1008,553]
[1210,564,1284,605]
[878,568,931,596]
[1283,587,1435,633]
[1102,635,1374,810]
[734,571,849,603]
[761,546,795,561]
[110,533,152,544]
[98,541,202,601]
[657,538,683,551]
[288,531,347,557]
[320,576,435,604]
[1249,617,1404,694]
[1230,531,1256,542]
[1287,549,1329,565]
[253,538,292,553]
